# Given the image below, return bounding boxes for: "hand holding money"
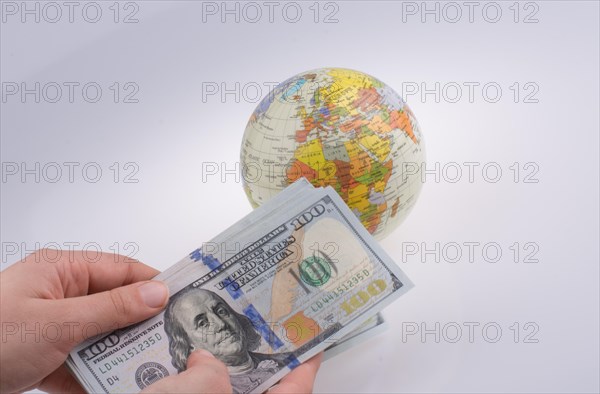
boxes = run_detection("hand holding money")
[1,179,413,394]
[0,251,168,393]
[0,251,322,394]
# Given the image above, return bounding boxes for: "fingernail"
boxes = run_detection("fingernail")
[194,349,216,359]
[138,281,168,308]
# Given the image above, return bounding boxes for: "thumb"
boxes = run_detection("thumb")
[56,280,169,343]
[142,350,232,394]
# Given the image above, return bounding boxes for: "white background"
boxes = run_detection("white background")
[1,1,599,393]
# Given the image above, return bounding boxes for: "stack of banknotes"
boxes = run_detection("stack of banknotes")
[67,178,414,393]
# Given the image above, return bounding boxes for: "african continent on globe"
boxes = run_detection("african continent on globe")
[240,68,425,240]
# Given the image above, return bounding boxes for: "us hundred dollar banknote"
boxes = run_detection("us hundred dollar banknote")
[67,179,413,394]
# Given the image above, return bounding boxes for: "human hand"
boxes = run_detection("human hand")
[0,249,168,393]
[267,352,323,394]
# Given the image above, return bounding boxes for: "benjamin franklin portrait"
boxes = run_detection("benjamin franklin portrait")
[163,287,290,393]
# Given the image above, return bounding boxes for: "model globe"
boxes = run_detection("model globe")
[240,68,425,240]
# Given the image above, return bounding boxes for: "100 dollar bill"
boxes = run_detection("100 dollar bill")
[67,180,413,394]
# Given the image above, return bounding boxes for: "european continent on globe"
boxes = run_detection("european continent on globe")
[240,68,425,240]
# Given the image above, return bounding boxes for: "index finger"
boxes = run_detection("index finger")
[9,249,161,298]
[38,250,160,297]
[75,252,160,295]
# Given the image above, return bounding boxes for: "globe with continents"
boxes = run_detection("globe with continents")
[240,68,425,240]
